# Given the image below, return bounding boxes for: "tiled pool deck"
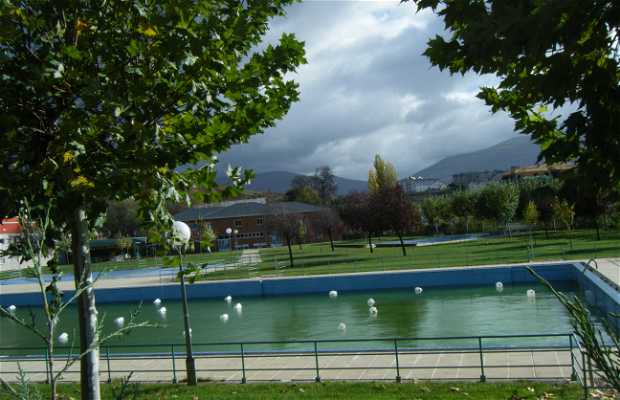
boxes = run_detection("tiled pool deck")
[0,348,575,383]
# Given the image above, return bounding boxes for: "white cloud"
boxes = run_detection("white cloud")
[220,1,517,180]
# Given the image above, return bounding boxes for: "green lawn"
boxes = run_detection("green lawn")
[1,382,584,400]
[0,251,242,280]
[2,229,618,282]
[198,229,620,281]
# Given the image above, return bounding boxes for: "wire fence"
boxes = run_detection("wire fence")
[0,333,605,396]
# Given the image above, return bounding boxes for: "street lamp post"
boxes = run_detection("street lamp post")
[172,221,197,386]
[233,229,239,251]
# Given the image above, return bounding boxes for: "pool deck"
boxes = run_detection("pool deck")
[0,257,617,296]
[0,348,576,384]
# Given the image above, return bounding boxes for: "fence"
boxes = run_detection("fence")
[0,334,597,389]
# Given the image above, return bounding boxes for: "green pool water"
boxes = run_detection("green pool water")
[0,283,577,354]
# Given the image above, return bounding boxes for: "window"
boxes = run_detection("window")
[256,217,263,226]
[234,220,242,228]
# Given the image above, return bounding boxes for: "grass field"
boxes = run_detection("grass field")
[0,382,584,400]
[2,229,618,282]
[0,251,242,280]
[198,229,620,281]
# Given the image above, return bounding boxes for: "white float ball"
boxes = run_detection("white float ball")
[526,289,536,298]
[225,295,232,304]
[369,306,378,315]
[114,317,125,328]
[153,298,162,307]
[414,287,423,295]
[233,303,243,314]
[58,332,69,345]
[367,298,375,307]
[338,322,346,331]
[7,305,16,312]
[158,307,167,317]
[329,290,338,298]
[496,282,504,292]
[220,313,229,323]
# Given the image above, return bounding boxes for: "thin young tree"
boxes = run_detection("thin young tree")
[0,2,305,398]
[267,207,301,268]
[0,202,150,400]
[339,192,377,254]
[371,185,420,256]
[313,208,344,252]
[523,201,539,261]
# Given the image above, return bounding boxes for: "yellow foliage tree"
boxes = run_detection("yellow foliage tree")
[368,154,398,193]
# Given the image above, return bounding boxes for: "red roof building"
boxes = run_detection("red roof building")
[0,218,21,235]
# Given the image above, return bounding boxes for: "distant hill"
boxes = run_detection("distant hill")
[217,170,368,195]
[412,136,540,182]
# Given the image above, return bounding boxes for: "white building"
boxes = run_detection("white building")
[401,176,447,194]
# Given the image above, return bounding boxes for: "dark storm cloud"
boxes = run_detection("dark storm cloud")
[218,1,517,180]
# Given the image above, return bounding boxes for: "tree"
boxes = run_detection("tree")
[314,208,344,252]
[338,192,377,253]
[285,185,321,205]
[314,166,337,204]
[0,2,305,398]
[371,185,420,256]
[523,201,539,261]
[530,183,561,238]
[560,169,617,241]
[267,208,301,268]
[476,183,519,235]
[368,154,398,193]
[410,0,620,192]
[421,196,449,234]
[286,166,337,205]
[101,200,142,238]
[449,190,477,233]
[552,198,576,250]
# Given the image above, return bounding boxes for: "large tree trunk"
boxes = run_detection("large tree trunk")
[398,233,407,257]
[286,236,294,268]
[71,207,101,400]
[367,233,373,254]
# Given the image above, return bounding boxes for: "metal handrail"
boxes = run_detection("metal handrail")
[0,333,577,388]
[0,332,574,353]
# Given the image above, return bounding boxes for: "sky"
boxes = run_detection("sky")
[218,0,518,181]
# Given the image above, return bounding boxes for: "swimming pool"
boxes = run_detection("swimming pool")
[0,282,577,354]
[0,262,617,355]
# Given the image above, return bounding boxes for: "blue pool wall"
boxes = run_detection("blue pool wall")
[573,263,620,333]
[3,263,617,328]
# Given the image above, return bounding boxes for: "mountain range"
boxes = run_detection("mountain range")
[215,135,541,194]
[411,135,540,182]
